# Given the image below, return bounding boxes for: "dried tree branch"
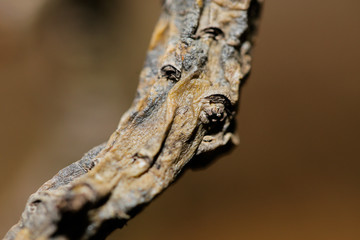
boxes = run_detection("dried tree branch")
[4,0,263,239]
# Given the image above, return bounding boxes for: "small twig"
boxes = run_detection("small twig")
[4,0,263,239]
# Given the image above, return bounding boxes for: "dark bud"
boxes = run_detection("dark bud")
[205,94,232,114]
[200,94,233,133]
[201,27,225,40]
[161,65,181,82]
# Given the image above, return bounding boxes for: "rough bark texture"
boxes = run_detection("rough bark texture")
[4,0,263,239]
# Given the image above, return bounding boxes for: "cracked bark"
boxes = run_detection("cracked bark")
[4,0,263,239]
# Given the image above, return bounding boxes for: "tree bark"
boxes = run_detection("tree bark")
[4,0,263,239]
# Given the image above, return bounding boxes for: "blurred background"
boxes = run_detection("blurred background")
[1,0,359,239]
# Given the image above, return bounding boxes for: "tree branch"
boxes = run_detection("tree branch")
[4,0,263,239]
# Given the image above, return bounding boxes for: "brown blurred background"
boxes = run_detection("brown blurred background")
[1,0,359,239]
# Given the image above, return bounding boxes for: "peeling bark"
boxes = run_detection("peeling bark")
[4,0,263,239]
